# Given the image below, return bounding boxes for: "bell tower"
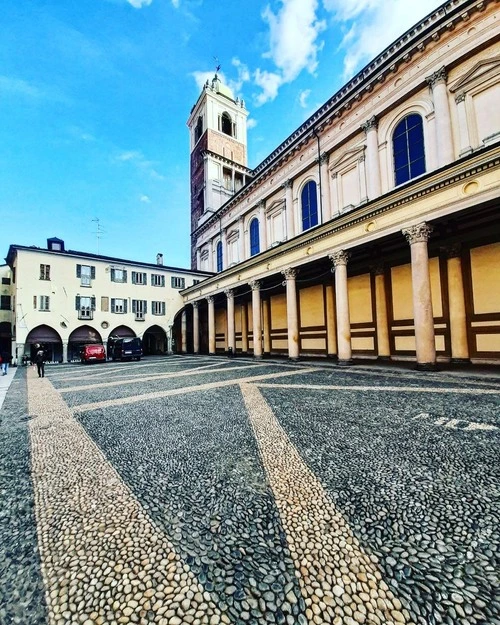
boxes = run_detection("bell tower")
[187,73,251,269]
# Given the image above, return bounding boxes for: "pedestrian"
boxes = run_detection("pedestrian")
[35,345,46,378]
[1,349,11,375]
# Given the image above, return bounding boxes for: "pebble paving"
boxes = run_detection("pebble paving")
[0,355,498,625]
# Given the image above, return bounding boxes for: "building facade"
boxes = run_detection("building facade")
[181,0,500,368]
[4,238,212,364]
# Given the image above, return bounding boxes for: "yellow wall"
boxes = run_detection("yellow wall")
[391,264,413,320]
[299,285,324,327]
[270,293,287,329]
[348,274,373,324]
[470,243,500,314]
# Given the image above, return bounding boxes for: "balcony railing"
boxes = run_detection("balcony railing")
[135,311,145,321]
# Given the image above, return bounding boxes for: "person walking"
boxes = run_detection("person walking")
[35,345,46,378]
[1,349,10,375]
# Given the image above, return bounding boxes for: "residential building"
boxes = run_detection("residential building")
[179,0,500,368]
[5,239,212,363]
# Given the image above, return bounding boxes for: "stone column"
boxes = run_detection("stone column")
[250,281,262,358]
[258,201,267,251]
[325,283,337,358]
[329,250,352,365]
[207,296,216,355]
[319,154,332,222]
[330,172,339,216]
[196,248,201,271]
[62,341,68,363]
[402,223,436,370]
[181,310,187,353]
[225,289,235,355]
[284,180,294,240]
[192,301,200,354]
[445,245,469,362]
[358,155,368,205]
[16,342,25,366]
[241,303,249,353]
[262,299,271,355]
[372,266,390,359]
[426,67,454,167]
[455,93,472,156]
[361,116,382,200]
[282,268,300,360]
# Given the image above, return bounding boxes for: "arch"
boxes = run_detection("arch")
[392,113,426,186]
[216,241,223,272]
[108,325,136,339]
[301,180,318,231]
[221,112,233,137]
[68,325,103,361]
[250,218,260,256]
[195,115,203,143]
[25,324,63,363]
[143,325,167,355]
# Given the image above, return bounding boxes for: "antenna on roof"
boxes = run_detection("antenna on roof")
[91,218,106,255]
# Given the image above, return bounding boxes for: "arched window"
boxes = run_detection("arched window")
[221,112,233,137]
[301,181,318,231]
[194,116,203,143]
[249,218,260,256]
[393,114,426,186]
[216,241,223,272]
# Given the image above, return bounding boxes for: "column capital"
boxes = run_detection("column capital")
[206,295,214,303]
[283,179,293,190]
[224,288,234,299]
[329,249,350,267]
[402,223,433,245]
[281,267,298,280]
[426,66,447,89]
[319,152,329,166]
[455,92,466,104]
[361,115,378,132]
[192,300,199,309]
[250,280,261,291]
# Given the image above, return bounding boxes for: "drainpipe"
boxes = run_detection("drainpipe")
[313,129,323,224]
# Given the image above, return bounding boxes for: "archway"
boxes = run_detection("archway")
[68,325,103,362]
[25,325,63,363]
[142,325,167,355]
[108,325,136,339]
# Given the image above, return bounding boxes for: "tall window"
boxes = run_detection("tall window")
[76,264,95,286]
[40,264,50,280]
[220,112,233,137]
[393,114,426,186]
[216,241,223,272]
[195,116,203,143]
[250,218,260,256]
[301,181,318,231]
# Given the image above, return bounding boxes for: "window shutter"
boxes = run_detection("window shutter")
[161,275,165,287]
[76,264,82,278]
[75,296,81,310]
[132,272,136,284]
[111,268,115,281]
[91,266,96,280]
[111,298,115,313]
[132,300,136,313]
[33,295,37,309]
[91,297,96,311]
[124,300,128,314]
[143,300,147,314]
[142,272,146,284]
[162,301,165,315]
[123,270,128,283]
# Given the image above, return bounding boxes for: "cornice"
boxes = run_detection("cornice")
[202,149,253,175]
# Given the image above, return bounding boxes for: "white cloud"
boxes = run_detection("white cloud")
[140,195,151,203]
[323,0,441,79]
[126,0,153,7]
[254,0,325,105]
[0,75,70,105]
[191,70,224,93]
[298,89,311,108]
[114,150,164,180]
[171,0,180,7]
[247,118,258,130]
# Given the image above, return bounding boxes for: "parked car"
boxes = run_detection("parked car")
[107,337,142,361]
[80,343,106,364]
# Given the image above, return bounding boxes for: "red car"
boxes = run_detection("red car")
[80,344,106,364]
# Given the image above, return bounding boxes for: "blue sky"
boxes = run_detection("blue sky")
[0,0,440,268]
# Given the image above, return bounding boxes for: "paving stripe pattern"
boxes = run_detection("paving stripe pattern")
[240,382,414,625]
[27,368,227,625]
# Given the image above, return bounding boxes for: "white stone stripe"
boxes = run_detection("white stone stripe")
[256,382,499,395]
[27,369,227,625]
[59,363,274,393]
[240,382,414,625]
[72,368,318,413]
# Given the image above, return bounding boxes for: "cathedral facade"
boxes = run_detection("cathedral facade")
[178,0,500,368]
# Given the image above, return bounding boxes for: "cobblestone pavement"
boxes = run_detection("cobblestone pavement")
[0,356,499,625]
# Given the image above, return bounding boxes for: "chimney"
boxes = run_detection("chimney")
[156,253,164,266]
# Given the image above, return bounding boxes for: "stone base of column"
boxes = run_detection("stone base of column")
[209,352,216,356]
[253,354,263,360]
[337,359,353,367]
[450,358,471,365]
[288,356,300,362]
[416,362,438,371]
